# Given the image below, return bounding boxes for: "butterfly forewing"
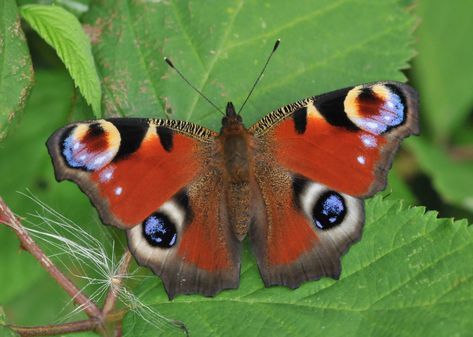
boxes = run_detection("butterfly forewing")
[250,81,419,197]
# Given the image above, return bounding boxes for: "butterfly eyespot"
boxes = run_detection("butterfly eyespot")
[312,191,346,230]
[345,84,406,134]
[142,212,178,248]
[61,121,120,171]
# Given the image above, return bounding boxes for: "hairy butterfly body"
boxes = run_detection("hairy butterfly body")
[47,80,418,299]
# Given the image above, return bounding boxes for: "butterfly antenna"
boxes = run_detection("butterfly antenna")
[164,57,225,116]
[238,39,281,115]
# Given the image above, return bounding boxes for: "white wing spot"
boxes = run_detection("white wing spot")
[115,187,123,196]
[100,167,114,183]
[360,134,377,148]
[357,156,366,165]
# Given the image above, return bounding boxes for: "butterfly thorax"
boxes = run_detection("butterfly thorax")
[219,102,254,240]
[219,102,253,183]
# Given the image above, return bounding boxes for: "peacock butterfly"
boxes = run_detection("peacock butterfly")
[46,41,419,299]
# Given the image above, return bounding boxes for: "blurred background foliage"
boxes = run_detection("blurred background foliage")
[0,0,472,336]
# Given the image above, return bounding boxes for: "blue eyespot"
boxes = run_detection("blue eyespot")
[61,124,114,171]
[142,212,177,248]
[312,191,346,230]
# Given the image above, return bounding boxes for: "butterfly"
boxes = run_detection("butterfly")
[47,47,418,299]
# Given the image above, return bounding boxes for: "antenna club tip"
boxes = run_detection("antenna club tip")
[273,38,281,51]
[164,57,175,68]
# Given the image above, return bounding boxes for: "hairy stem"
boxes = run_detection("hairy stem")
[103,250,133,315]
[0,197,134,336]
[0,197,103,319]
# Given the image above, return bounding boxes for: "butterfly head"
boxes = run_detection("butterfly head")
[221,102,243,134]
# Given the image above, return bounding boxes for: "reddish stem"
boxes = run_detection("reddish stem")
[0,197,103,319]
[8,320,99,337]
[103,250,133,316]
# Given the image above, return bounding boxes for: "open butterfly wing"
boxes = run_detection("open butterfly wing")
[249,81,418,287]
[47,118,240,298]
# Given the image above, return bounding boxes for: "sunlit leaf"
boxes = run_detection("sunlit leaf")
[84,0,414,129]
[20,4,101,116]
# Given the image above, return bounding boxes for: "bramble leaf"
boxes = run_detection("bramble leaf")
[20,4,101,116]
[83,0,414,129]
[124,197,473,337]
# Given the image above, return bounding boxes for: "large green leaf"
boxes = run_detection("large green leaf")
[84,0,414,129]
[0,0,34,141]
[413,1,473,141]
[81,0,424,335]
[0,71,102,326]
[124,197,473,337]
[20,4,102,116]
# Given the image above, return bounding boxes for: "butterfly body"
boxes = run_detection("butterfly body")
[47,81,418,299]
[218,102,256,240]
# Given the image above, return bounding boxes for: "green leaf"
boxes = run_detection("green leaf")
[84,0,414,129]
[407,138,473,213]
[124,197,473,337]
[413,1,473,141]
[0,71,100,325]
[20,4,101,116]
[0,0,34,141]
[82,0,421,335]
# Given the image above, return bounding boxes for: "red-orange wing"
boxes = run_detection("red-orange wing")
[127,169,240,299]
[48,118,240,298]
[248,81,418,288]
[47,118,215,229]
[250,81,419,198]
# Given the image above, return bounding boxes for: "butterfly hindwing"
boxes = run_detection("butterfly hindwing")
[250,81,419,198]
[127,177,241,299]
[251,152,364,287]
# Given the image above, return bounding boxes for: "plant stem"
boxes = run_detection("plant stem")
[103,250,133,316]
[0,197,103,320]
[8,320,99,337]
